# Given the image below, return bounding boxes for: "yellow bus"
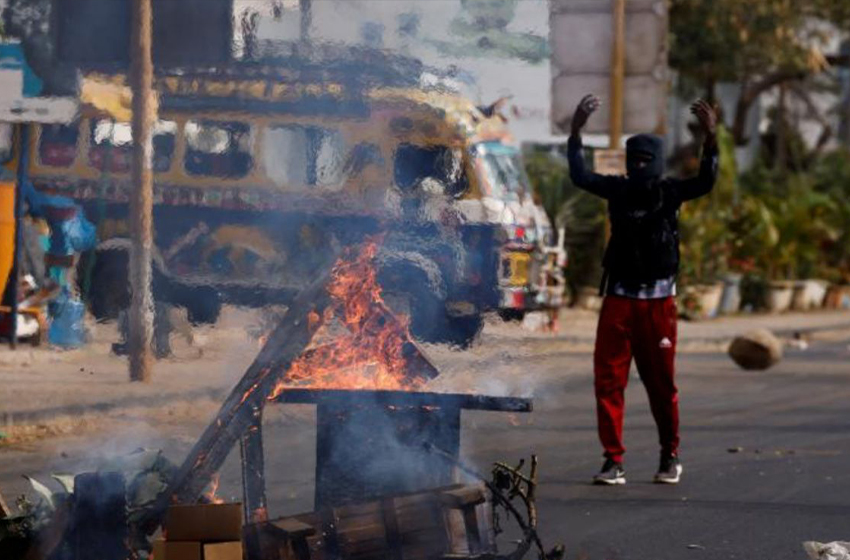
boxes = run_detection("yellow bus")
[27,62,564,346]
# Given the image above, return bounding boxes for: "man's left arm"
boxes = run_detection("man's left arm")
[674,100,720,202]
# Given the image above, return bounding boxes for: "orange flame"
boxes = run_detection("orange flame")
[204,474,225,504]
[268,240,428,399]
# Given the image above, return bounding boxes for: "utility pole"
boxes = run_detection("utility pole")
[609,0,626,150]
[600,0,627,244]
[128,0,155,382]
[8,124,30,349]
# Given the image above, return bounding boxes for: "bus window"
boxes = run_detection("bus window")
[185,121,252,179]
[39,122,80,168]
[152,121,177,173]
[89,120,177,174]
[393,144,467,197]
[263,125,345,189]
[89,121,131,173]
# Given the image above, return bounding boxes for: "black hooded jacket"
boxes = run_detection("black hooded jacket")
[566,134,719,288]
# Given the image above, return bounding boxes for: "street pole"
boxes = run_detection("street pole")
[129,0,155,382]
[9,124,30,349]
[609,0,626,150]
[602,0,626,245]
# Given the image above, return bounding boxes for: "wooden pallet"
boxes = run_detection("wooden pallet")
[244,484,495,560]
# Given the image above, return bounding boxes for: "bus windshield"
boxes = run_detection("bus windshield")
[473,142,529,201]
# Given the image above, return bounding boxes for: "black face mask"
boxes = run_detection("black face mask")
[626,134,664,182]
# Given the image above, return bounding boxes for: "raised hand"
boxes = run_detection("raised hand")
[571,94,601,135]
[690,99,717,137]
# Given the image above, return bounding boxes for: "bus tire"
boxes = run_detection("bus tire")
[377,260,483,349]
[498,309,526,322]
[441,314,484,349]
[161,278,222,326]
[83,249,131,321]
[185,289,222,325]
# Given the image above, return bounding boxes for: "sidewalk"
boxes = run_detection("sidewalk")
[545,308,850,343]
[0,307,260,425]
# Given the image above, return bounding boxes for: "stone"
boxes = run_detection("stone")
[728,329,783,370]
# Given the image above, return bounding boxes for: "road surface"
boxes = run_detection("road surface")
[1,315,849,559]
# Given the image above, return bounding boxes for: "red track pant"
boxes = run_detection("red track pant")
[594,295,679,463]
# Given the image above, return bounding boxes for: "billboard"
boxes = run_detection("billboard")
[550,0,669,136]
[53,0,233,67]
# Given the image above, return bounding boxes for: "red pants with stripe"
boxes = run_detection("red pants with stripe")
[594,295,679,463]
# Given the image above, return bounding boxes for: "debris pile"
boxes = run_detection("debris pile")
[1,245,560,560]
[0,448,176,559]
[246,484,492,560]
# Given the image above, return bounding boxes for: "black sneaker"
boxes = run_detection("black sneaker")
[593,458,626,485]
[654,454,682,484]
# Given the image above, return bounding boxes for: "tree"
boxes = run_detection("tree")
[669,0,849,145]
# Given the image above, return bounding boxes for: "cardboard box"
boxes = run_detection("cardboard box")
[203,541,243,560]
[152,539,201,560]
[165,503,243,543]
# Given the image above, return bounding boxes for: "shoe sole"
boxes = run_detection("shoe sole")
[593,476,626,485]
[653,465,683,484]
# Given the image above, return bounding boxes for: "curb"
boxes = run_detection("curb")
[489,319,850,346]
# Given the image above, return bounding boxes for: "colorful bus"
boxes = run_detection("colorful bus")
[27,61,564,346]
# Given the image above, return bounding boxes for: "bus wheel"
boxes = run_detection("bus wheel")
[185,290,222,325]
[407,285,482,349]
[162,277,222,326]
[442,314,484,349]
[498,309,526,322]
[83,249,131,321]
[377,262,483,349]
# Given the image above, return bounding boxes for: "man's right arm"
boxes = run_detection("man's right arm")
[564,94,624,200]
[567,132,623,200]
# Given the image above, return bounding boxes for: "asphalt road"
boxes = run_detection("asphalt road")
[1,335,849,560]
[473,342,850,560]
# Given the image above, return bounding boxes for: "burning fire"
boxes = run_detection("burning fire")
[269,240,429,397]
[204,474,225,504]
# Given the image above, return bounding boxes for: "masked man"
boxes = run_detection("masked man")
[567,95,718,485]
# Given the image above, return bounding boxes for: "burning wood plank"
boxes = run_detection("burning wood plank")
[273,389,532,413]
[140,264,337,530]
[143,240,443,529]
[280,332,439,392]
[239,407,267,524]
[269,243,440,397]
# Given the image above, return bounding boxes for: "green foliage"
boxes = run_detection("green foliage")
[739,273,770,311]
[669,0,841,97]
[811,151,850,282]
[730,156,843,281]
[677,119,849,286]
